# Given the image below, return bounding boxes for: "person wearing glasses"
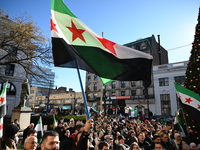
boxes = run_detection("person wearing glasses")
[17,129,38,149]
[23,136,38,150]
[160,132,175,150]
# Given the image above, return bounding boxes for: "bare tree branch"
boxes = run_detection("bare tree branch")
[0,9,54,87]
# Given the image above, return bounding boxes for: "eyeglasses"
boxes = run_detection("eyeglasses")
[26,142,38,145]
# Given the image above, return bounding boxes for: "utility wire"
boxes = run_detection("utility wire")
[167,43,192,51]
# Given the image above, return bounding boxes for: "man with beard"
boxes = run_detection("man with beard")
[40,131,60,150]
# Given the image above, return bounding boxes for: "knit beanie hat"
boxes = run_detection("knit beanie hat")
[5,124,19,137]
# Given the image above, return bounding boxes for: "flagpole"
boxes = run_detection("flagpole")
[178,98,189,137]
[75,65,90,120]
[180,106,188,130]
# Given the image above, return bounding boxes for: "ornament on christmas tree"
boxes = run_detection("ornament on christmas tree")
[182,7,200,143]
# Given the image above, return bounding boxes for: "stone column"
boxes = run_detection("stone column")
[11,107,32,130]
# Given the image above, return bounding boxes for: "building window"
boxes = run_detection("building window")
[131,90,136,96]
[174,76,185,85]
[0,82,16,95]
[160,94,171,116]
[36,93,42,96]
[130,81,136,87]
[29,96,33,99]
[93,84,97,91]
[30,90,34,93]
[121,91,125,96]
[87,87,91,92]
[111,92,116,97]
[111,81,116,89]
[87,94,91,99]
[159,77,169,86]
[5,64,15,76]
[121,81,126,88]
[87,76,91,81]
[93,93,97,99]
[94,75,98,81]
[140,42,147,50]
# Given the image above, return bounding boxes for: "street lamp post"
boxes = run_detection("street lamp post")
[70,91,76,115]
[74,92,77,115]
[144,88,149,118]
[103,86,107,115]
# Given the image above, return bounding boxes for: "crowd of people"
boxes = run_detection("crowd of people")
[1,114,200,150]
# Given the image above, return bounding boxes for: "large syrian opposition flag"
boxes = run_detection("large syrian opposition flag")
[174,82,200,123]
[51,0,153,86]
[0,82,8,138]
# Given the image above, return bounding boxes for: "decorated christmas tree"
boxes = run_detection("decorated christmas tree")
[184,8,200,93]
[183,7,200,144]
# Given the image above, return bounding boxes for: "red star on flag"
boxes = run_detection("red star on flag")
[0,123,3,130]
[185,97,193,104]
[0,97,5,103]
[50,19,58,33]
[198,104,200,109]
[67,20,86,42]
[97,37,117,55]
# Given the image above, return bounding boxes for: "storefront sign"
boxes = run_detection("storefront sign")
[62,106,72,110]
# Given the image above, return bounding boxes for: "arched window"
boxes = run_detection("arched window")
[0,82,16,95]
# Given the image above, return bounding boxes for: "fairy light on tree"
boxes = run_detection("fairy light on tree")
[183,7,200,143]
[185,8,200,93]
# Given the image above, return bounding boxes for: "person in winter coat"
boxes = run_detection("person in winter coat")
[1,124,19,150]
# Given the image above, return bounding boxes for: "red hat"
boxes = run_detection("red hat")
[144,120,149,124]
